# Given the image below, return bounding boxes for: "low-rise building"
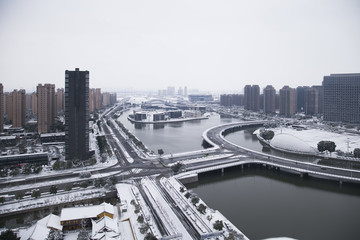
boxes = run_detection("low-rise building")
[60,202,115,231]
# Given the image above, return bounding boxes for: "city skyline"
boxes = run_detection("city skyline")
[0,0,359,92]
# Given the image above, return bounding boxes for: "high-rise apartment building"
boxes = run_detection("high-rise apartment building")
[89,88,102,113]
[65,68,89,161]
[244,85,260,111]
[184,86,188,97]
[263,85,276,114]
[95,88,101,110]
[56,88,64,114]
[25,94,32,113]
[220,94,243,107]
[102,92,111,107]
[312,85,323,114]
[279,86,297,117]
[31,92,37,114]
[304,87,318,115]
[296,86,308,112]
[11,89,26,128]
[6,93,13,123]
[220,94,232,106]
[37,84,56,133]
[0,84,3,132]
[89,88,95,113]
[323,73,360,123]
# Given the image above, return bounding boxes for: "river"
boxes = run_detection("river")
[118,110,360,239]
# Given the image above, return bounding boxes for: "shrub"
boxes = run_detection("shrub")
[65,184,73,191]
[191,196,200,206]
[31,189,41,199]
[354,148,360,158]
[15,192,24,200]
[260,130,275,140]
[50,185,58,195]
[0,229,20,240]
[137,215,144,223]
[79,171,91,178]
[197,203,207,214]
[80,181,89,188]
[213,220,224,231]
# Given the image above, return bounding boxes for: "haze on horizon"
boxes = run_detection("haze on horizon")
[0,0,359,93]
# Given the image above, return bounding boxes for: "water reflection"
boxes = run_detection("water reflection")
[153,123,165,129]
[188,166,360,240]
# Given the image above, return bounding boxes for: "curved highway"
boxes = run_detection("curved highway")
[202,121,360,183]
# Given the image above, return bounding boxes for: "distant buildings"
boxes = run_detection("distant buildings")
[167,86,175,96]
[102,92,111,107]
[244,85,260,111]
[220,94,243,107]
[279,86,297,117]
[37,84,56,133]
[0,84,3,132]
[65,68,89,161]
[89,88,116,113]
[188,94,213,102]
[323,73,360,123]
[158,86,188,97]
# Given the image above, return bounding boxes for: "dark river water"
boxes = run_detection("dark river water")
[119,111,360,239]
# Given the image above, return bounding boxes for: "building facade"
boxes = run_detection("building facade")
[244,85,260,111]
[188,94,213,102]
[31,92,37,114]
[312,85,323,114]
[304,87,319,115]
[296,86,307,112]
[323,73,360,123]
[65,68,89,161]
[279,86,297,117]
[0,84,3,132]
[11,89,26,128]
[37,84,56,133]
[56,88,65,114]
[263,85,276,114]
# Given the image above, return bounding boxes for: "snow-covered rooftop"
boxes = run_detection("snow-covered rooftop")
[60,202,114,221]
[270,133,317,154]
[92,216,119,239]
[19,214,61,240]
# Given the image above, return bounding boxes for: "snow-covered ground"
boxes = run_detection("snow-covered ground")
[259,127,360,155]
[0,188,107,215]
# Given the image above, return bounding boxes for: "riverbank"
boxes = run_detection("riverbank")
[127,116,209,124]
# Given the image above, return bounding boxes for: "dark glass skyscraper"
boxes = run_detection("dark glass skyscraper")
[65,68,89,161]
[323,73,360,123]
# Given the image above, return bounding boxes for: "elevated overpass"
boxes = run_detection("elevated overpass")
[197,121,360,184]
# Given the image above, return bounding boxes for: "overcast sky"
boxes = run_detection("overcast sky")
[0,0,359,93]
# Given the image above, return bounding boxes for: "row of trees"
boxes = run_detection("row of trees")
[181,187,225,231]
[0,164,43,177]
[10,175,117,202]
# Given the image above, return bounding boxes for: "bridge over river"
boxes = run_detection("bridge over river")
[185,121,360,184]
